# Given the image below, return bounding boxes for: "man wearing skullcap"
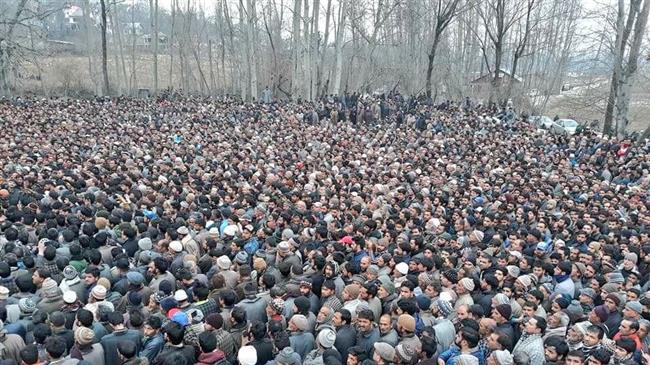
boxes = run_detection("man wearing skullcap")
[492,304,515,348]
[397,314,422,353]
[603,294,623,338]
[455,278,476,310]
[69,327,104,365]
[288,314,315,360]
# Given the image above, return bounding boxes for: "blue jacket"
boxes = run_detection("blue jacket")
[140,333,165,362]
[439,345,487,365]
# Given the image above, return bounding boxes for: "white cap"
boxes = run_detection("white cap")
[396,262,409,275]
[63,291,77,304]
[169,241,183,253]
[174,289,189,302]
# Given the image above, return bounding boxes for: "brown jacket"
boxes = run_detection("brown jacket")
[1,332,26,364]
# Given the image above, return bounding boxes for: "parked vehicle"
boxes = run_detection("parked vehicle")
[550,119,579,135]
[529,115,554,129]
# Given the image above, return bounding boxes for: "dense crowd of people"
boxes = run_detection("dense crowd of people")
[0,94,649,365]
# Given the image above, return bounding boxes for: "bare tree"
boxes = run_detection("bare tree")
[603,0,649,136]
[424,0,463,99]
[152,0,159,94]
[475,0,530,103]
[331,0,347,96]
[290,0,302,98]
[505,0,537,101]
[100,0,111,95]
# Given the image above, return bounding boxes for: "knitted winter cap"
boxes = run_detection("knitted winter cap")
[63,265,78,280]
[374,342,396,362]
[74,327,95,346]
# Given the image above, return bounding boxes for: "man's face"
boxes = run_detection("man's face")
[347,354,359,365]
[83,273,97,286]
[619,320,633,336]
[399,287,412,299]
[143,324,156,337]
[457,306,469,321]
[32,272,43,285]
[604,296,618,312]
[583,331,600,347]
[614,346,629,360]
[565,355,584,365]
[544,346,559,362]
[487,333,501,350]
[317,307,331,322]
[300,286,311,296]
[377,285,389,299]
[333,312,343,327]
[357,318,372,332]
[360,257,371,271]
[321,287,333,298]
[478,257,490,269]
[525,318,539,335]
[379,316,392,334]
[523,306,535,319]
[587,358,605,365]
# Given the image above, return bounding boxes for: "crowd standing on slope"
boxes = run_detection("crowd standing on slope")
[0,94,649,365]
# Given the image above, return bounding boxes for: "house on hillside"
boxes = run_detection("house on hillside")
[63,5,84,31]
[470,69,523,96]
[124,22,145,36]
[143,32,169,49]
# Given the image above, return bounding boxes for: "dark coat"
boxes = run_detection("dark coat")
[334,324,357,360]
[250,338,274,365]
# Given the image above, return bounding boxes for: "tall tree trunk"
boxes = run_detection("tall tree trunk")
[615,0,649,137]
[81,0,97,94]
[208,40,216,93]
[425,34,441,99]
[603,0,626,135]
[100,0,110,95]
[169,0,177,88]
[130,1,138,91]
[112,2,128,95]
[310,0,320,99]
[153,0,159,94]
[302,0,311,100]
[332,0,346,96]
[290,0,302,98]
[247,0,258,100]
[317,0,332,98]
